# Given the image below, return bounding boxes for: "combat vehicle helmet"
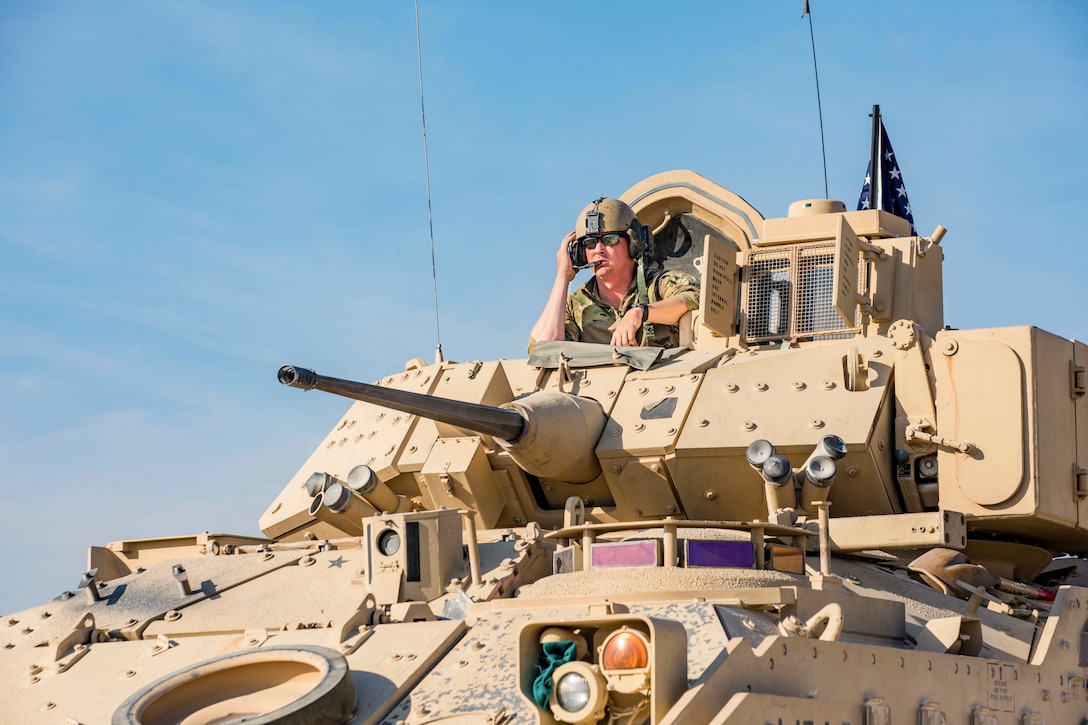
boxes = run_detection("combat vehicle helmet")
[575,197,652,261]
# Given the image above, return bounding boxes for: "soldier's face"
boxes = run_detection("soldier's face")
[588,234,635,281]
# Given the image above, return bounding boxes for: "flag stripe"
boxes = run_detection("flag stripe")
[857,118,916,234]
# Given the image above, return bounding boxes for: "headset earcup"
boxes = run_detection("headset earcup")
[569,240,588,268]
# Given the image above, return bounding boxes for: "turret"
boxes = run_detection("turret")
[261,172,1086,560]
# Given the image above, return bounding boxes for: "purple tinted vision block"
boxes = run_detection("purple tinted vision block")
[685,540,755,568]
[591,540,660,568]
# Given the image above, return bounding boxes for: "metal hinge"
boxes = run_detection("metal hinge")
[906,423,975,455]
[1075,467,1088,501]
[1072,362,1086,398]
[863,697,891,725]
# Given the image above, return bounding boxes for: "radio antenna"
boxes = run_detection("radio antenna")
[415,0,444,363]
[802,0,829,198]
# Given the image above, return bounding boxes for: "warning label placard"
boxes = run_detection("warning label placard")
[987,662,1016,712]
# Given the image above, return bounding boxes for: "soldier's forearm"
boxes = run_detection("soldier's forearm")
[530,275,572,342]
[647,296,691,325]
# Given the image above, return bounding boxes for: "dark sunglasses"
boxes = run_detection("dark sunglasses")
[580,233,627,249]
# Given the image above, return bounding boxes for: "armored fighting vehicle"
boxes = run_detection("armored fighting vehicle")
[3,169,1086,724]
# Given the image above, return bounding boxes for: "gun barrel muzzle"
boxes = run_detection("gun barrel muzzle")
[278,365,318,390]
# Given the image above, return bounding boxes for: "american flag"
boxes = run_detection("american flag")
[857,117,916,234]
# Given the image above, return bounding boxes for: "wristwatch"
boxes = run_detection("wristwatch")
[629,302,649,319]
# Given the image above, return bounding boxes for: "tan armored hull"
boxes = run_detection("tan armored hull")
[3,172,1086,724]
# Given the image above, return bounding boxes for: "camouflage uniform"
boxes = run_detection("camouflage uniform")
[563,269,700,348]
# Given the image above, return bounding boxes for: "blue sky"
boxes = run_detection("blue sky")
[2,2,1085,615]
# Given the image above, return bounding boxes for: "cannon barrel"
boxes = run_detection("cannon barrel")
[280,364,606,483]
[278,365,526,441]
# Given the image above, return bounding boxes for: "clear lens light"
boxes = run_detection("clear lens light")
[555,672,592,711]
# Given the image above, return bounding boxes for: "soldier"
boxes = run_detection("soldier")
[529,197,699,351]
